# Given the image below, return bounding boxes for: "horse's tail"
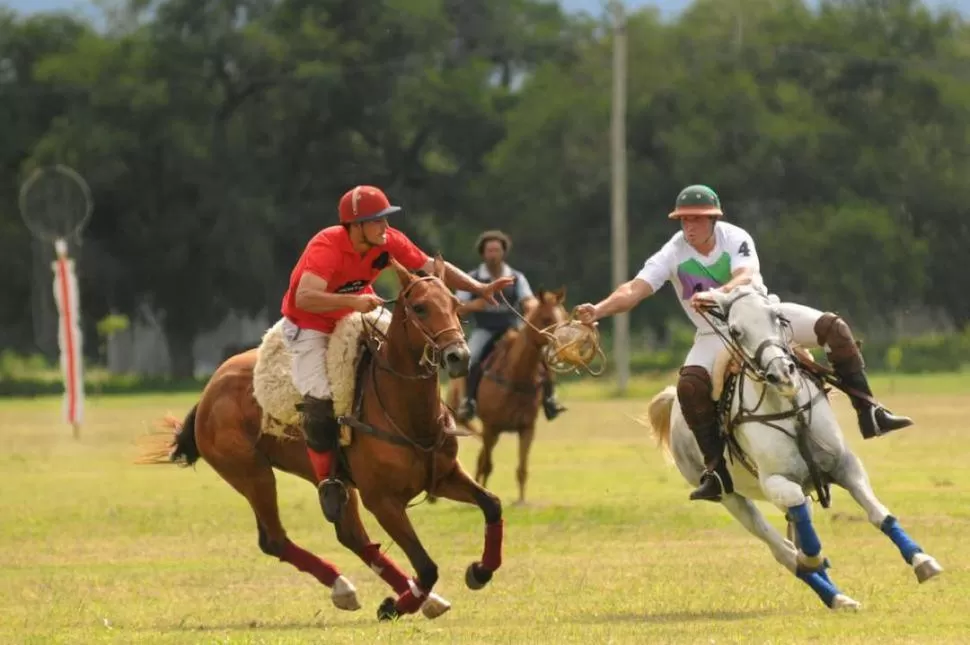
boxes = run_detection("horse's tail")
[639,386,677,462]
[134,404,201,466]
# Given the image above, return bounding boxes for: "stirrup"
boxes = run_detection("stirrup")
[319,479,347,524]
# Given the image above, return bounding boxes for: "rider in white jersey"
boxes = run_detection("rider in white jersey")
[576,185,913,502]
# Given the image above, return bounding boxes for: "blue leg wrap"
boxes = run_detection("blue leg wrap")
[880,515,922,565]
[796,569,838,608]
[788,502,821,557]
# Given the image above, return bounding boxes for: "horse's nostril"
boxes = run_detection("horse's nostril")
[788,363,796,374]
[766,373,779,384]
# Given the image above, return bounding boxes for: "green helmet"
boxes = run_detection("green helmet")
[668,184,724,219]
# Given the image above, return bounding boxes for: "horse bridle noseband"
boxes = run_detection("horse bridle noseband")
[363,274,465,381]
[700,290,794,383]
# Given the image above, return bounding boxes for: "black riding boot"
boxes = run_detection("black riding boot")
[457,362,484,422]
[299,395,347,524]
[541,377,567,421]
[838,369,914,439]
[678,365,734,503]
[688,421,733,502]
[815,313,914,440]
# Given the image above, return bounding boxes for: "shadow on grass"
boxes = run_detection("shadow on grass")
[573,608,780,625]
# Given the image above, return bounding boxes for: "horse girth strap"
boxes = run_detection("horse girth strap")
[721,370,833,509]
[337,414,438,450]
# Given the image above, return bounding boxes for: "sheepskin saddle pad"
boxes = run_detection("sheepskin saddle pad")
[252,309,392,437]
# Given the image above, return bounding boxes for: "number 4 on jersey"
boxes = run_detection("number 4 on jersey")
[737,241,751,257]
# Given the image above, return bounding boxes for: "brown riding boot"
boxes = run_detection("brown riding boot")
[677,365,733,502]
[814,314,914,439]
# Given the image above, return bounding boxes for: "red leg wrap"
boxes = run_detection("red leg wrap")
[361,543,410,594]
[279,539,339,587]
[482,520,504,571]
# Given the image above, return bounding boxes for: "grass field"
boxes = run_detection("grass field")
[1,372,968,644]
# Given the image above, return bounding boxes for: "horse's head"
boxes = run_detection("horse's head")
[527,287,569,346]
[704,285,799,398]
[391,254,470,378]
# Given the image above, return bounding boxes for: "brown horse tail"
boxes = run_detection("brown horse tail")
[135,404,200,466]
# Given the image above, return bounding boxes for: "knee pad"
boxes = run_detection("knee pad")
[677,366,716,428]
[301,396,339,452]
[814,313,863,370]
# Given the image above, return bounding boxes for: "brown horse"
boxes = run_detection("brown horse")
[446,288,568,504]
[138,257,505,622]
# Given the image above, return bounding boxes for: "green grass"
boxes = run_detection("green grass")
[0,374,967,643]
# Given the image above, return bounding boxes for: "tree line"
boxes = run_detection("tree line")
[1,0,969,377]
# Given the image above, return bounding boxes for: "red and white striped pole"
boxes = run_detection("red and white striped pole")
[52,238,84,438]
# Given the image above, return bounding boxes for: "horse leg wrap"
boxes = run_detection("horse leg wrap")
[279,539,340,587]
[362,543,410,594]
[482,520,504,571]
[394,579,428,615]
[880,515,923,565]
[796,569,839,608]
[788,502,822,558]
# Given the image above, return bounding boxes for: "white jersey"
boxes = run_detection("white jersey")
[635,221,766,331]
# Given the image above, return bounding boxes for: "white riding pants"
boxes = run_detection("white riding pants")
[682,302,826,374]
[281,318,333,400]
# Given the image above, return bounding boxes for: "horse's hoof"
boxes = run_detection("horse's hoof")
[465,562,493,591]
[377,597,399,622]
[331,576,361,611]
[912,553,944,584]
[830,594,861,612]
[420,592,452,619]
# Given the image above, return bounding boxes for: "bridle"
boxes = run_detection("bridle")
[698,289,795,385]
[362,274,465,381]
[699,288,833,510]
[498,291,606,376]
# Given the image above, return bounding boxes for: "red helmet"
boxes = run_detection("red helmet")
[338,185,402,224]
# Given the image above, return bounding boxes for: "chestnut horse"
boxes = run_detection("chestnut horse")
[138,257,505,622]
[445,288,568,504]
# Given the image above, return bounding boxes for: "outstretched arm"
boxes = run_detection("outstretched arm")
[421,257,514,304]
[588,278,654,321]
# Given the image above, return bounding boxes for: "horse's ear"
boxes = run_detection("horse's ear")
[553,286,567,303]
[391,258,412,287]
[536,288,547,303]
[433,253,446,281]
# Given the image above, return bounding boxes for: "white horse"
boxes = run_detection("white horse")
[645,285,943,611]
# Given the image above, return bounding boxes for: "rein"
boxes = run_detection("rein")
[338,274,464,508]
[701,290,832,508]
[497,291,606,376]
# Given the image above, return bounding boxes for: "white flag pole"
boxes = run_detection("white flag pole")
[51,237,84,439]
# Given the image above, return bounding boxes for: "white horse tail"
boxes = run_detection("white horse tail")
[645,386,678,460]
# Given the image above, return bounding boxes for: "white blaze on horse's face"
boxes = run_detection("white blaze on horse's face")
[717,287,799,399]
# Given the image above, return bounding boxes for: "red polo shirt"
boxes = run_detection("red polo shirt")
[281,225,430,333]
